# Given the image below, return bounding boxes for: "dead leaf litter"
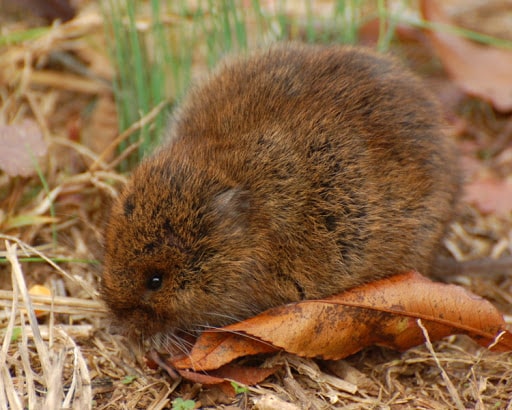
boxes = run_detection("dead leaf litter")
[2,1,512,409]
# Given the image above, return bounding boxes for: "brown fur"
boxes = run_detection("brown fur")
[102,43,460,341]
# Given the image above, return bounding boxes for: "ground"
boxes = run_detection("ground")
[1,1,512,409]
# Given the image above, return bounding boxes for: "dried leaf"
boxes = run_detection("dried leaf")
[4,0,76,22]
[464,176,512,215]
[173,331,277,371]
[172,271,512,375]
[81,95,118,165]
[176,365,277,396]
[0,119,47,177]
[420,0,512,112]
[151,349,276,394]
[28,285,51,318]
[358,17,428,46]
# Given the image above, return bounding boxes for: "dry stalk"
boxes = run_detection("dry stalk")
[417,319,465,410]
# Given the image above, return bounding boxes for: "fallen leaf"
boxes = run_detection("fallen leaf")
[173,330,277,371]
[3,0,75,22]
[171,271,512,377]
[464,175,512,215]
[358,17,429,46]
[206,364,277,388]
[24,284,51,318]
[81,95,118,166]
[180,365,277,396]
[150,350,276,395]
[420,0,512,112]
[451,1,512,43]
[0,119,47,177]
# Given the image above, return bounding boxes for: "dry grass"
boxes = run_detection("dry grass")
[1,2,512,409]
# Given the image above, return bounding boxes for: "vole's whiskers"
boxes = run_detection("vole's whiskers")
[150,328,196,356]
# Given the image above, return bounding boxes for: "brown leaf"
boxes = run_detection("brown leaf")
[178,365,277,396]
[81,95,118,166]
[171,271,512,375]
[4,0,76,22]
[150,348,277,391]
[358,17,429,46]
[173,331,277,371]
[0,119,47,177]
[420,0,512,112]
[464,175,512,215]
[206,364,277,388]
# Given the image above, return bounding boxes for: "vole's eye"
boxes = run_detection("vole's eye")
[146,273,163,291]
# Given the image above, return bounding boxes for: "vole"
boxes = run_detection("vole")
[101,43,460,348]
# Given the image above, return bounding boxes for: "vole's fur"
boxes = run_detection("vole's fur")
[102,43,460,343]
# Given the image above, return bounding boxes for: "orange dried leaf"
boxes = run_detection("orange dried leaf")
[172,271,511,374]
[28,284,51,317]
[0,119,47,177]
[7,0,76,22]
[154,348,277,390]
[358,17,428,46]
[176,364,276,391]
[464,176,512,215]
[173,331,277,371]
[420,0,512,112]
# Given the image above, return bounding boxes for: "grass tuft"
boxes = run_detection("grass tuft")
[101,0,396,169]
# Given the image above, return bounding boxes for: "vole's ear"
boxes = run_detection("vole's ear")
[211,187,251,234]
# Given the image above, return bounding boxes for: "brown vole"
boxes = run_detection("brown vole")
[102,43,460,346]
